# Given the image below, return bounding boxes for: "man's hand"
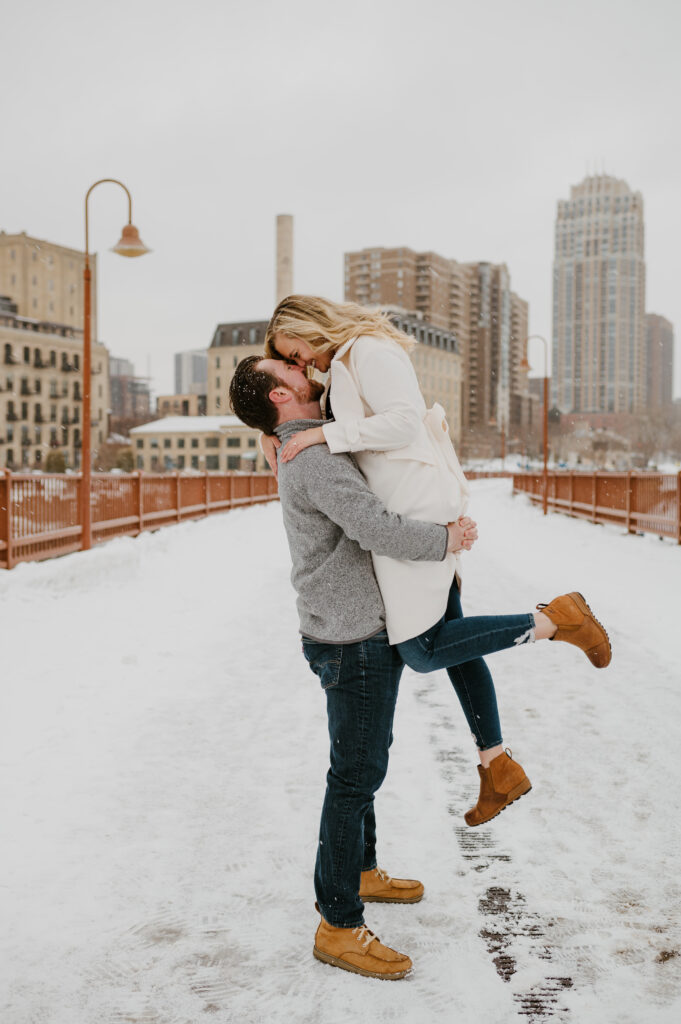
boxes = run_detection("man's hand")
[260,434,281,478]
[446,516,478,553]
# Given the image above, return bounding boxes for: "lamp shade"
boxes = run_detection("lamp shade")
[111,223,151,258]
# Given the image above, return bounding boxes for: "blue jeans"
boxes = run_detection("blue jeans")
[302,631,402,928]
[397,581,535,751]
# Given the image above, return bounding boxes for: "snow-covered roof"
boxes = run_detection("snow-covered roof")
[130,416,251,435]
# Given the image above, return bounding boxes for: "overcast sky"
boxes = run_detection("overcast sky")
[2,0,680,398]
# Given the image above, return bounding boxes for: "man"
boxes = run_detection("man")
[229,355,469,981]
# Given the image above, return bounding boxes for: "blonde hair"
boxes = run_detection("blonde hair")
[264,294,415,359]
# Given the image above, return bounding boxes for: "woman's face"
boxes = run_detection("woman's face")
[273,333,333,373]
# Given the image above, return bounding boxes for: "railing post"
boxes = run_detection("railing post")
[137,471,144,534]
[249,473,255,505]
[228,472,234,509]
[626,470,633,535]
[176,471,181,524]
[204,472,210,516]
[592,472,598,523]
[568,471,574,517]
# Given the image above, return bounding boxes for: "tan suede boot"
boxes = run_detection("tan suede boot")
[313,906,412,980]
[464,749,531,827]
[538,591,611,668]
[359,866,424,904]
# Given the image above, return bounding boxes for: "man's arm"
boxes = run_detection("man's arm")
[290,446,449,562]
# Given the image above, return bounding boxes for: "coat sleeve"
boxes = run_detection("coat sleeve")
[298,449,448,562]
[321,338,423,454]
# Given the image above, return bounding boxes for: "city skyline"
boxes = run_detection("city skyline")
[2,0,679,399]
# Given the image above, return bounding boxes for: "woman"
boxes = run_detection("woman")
[262,295,611,826]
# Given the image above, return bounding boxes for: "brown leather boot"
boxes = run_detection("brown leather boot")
[464,749,531,827]
[538,591,611,668]
[359,866,424,904]
[313,906,412,980]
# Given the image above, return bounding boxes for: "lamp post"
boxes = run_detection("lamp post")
[81,179,149,550]
[520,334,549,516]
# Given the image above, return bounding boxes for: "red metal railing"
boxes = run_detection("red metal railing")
[0,471,279,570]
[513,471,681,544]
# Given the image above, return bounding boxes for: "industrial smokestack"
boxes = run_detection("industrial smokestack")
[276,214,293,304]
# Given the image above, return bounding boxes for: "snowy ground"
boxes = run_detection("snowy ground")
[1,480,680,1024]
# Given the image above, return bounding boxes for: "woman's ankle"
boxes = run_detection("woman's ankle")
[534,611,557,640]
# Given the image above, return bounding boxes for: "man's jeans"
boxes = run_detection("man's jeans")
[397,580,535,751]
[302,630,402,929]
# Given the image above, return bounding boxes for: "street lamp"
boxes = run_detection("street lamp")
[82,178,150,550]
[520,334,549,516]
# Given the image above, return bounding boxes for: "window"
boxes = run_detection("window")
[150,439,159,448]
[216,377,220,388]
[215,396,221,409]
[23,347,30,364]
[227,455,240,470]
[191,438,199,448]
[191,455,199,469]
[177,438,185,448]
[248,438,256,448]
[163,438,172,449]
[205,437,219,448]
[232,328,239,344]
[216,357,220,369]
[249,327,257,343]
[136,456,144,469]
[227,437,240,448]
[177,455,185,469]
[206,455,219,470]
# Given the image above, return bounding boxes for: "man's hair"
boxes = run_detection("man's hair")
[229,355,281,435]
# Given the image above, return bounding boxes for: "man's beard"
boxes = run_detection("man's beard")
[291,378,325,403]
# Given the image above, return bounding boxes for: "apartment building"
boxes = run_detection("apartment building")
[206,320,268,414]
[156,393,205,417]
[0,231,96,332]
[552,174,646,414]
[130,415,267,472]
[345,247,530,451]
[0,297,109,469]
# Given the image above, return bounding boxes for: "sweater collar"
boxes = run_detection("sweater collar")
[274,418,325,442]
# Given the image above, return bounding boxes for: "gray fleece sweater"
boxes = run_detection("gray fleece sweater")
[275,418,448,643]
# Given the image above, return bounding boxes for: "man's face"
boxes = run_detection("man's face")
[258,358,325,403]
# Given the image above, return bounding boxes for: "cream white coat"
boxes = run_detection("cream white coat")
[320,333,470,644]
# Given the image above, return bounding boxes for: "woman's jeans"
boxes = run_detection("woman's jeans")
[397,580,535,751]
[302,630,402,929]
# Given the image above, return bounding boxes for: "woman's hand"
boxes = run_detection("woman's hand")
[279,427,326,463]
[446,516,478,553]
[260,434,281,478]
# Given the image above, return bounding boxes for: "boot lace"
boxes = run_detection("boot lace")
[375,867,392,883]
[351,924,376,948]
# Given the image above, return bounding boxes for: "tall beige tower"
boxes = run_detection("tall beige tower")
[552,175,646,414]
[276,215,293,304]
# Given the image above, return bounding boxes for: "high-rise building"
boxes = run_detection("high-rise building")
[109,357,151,434]
[645,314,674,409]
[174,349,207,396]
[552,175,646,414]
[344,247,530,450]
